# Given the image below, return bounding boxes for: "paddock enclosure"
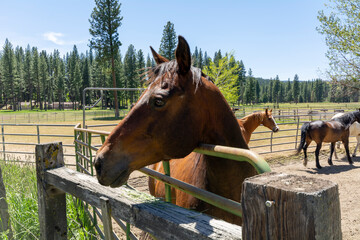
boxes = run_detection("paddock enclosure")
[1,106,360,239]
[2,107,360,163]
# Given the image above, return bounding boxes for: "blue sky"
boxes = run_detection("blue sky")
[0,0,328,80]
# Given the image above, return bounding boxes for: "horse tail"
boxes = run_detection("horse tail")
[297,122,310,154]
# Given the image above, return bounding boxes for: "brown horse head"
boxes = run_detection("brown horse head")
[94,36,247,187]
[262,109,279,132]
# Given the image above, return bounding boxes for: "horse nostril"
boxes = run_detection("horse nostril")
[94,157,102,176]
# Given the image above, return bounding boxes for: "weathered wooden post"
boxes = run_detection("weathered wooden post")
[36,142,67,240]
[0,165,13,239]
[242,172,341,240]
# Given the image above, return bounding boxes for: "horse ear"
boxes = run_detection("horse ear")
[270,109,273,113]
[150,46,169,64]
[175,36,191,74]
[265,108,268,115]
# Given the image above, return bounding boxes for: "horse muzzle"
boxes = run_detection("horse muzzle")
[94,153,131,188]
[272,126,279,132]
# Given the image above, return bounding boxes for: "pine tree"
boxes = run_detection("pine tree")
[213,50,222,67]
[203,51,211,67]
[15,46,24,109]
[2,39,17,110]
[285,79,292,102]
[192,46,199,67]
[159,21,177,60]
[244,68,255,104]
[292,74,300,104]
[82,55,91,106]
[124,45,138,103]
[39,52,48,110]
[237,60,246,104]
[255,80,260,103]
[272,75,281,104]
[89,0,123,118]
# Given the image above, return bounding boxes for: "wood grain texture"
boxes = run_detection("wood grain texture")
[36,142,67,240]
[45,166,242,240]
[241,172,341,240]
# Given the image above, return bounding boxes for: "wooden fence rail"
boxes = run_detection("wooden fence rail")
[36,142,342,239]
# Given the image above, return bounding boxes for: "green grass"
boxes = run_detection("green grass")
[0,162,99,239]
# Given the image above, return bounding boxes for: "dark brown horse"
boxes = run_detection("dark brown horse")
[297,110,360,169]
[94,36,256,225]
[149,109,279,209]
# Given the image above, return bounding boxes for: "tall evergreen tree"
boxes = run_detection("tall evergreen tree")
[292,74,300,104]
[89,0,123,118]
[2,39,17,110]
[159,21,177,60]
[244,68,256,104]
[272,75,281,103]
[124,45,138,103]
[24,45,32,107]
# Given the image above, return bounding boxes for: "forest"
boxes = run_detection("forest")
[0,21,357,112]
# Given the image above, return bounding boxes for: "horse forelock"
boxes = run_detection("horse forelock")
[145,60,213,92]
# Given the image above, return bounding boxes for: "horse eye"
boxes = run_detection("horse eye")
[154,98,165,107]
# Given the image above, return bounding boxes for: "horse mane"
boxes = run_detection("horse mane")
[241,111,264,122]
[145,60,213,91]
[332,111,358,128]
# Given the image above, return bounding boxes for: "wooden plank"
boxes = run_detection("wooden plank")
[36,142,67,240]
[100,197,114,240]
[45,167,242,240]
[241,172,341,240]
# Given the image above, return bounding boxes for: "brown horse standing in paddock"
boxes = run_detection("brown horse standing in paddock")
[297,110,360,169]
[149,109,279,208]
[238,109,279,143]
[94,36,257,225]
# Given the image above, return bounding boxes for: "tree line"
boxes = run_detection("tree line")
[1,15,357,112]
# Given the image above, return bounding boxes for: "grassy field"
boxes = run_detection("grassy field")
[0,162,99,239]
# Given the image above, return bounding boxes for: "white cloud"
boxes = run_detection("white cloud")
[43,32,65,45]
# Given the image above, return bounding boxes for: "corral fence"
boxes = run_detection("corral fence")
[37,141,342,239]
[1,110,359,164]
[0,109,122,124]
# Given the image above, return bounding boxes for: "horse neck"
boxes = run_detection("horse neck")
[240,113,262,139]
[200,85,248,149]
[197,85,256,199]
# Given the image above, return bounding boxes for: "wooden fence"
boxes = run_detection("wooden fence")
[36,142,342,239]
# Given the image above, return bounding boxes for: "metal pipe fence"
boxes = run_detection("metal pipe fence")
[0,123,77,166]
[1,112,359,165]
[0,110,126,124]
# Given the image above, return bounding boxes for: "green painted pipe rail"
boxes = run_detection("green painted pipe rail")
[194,143,271,174]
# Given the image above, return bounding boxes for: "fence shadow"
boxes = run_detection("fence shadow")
[304,164,360,175]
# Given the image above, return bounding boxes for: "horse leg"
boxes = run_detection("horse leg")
[302,139,311,167]
[328,142,335,166]
[342,139,353,165]
[332,143,339,160]
[315,143,322,169]
[352,136,360,157]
